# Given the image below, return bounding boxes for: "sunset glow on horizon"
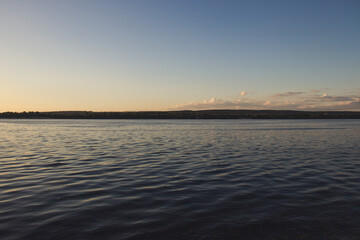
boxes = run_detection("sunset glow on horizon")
[1,0,359,112]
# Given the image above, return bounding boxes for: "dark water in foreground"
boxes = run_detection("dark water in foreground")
[0,119,359,240]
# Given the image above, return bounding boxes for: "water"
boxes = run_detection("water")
[0,119,359,240]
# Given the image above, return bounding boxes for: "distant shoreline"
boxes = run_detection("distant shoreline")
[1,110,360,119]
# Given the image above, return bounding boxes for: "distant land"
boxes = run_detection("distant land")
[1,110,360,119]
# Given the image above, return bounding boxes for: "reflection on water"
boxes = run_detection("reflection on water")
[0,119,359,240]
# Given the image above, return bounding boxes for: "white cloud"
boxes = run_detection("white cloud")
[203,97,216,104]
[170,91,360,111]
[240,91,247,96]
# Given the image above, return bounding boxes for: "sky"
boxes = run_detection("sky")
[1,0,359,112]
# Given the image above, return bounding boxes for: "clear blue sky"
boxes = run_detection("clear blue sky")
[1,0,359,111]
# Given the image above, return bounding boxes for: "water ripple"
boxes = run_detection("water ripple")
[0,119,359,240]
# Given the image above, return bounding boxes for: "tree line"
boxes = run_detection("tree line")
[1,110,360,119]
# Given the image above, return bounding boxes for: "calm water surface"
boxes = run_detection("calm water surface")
[0,119,359,240]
